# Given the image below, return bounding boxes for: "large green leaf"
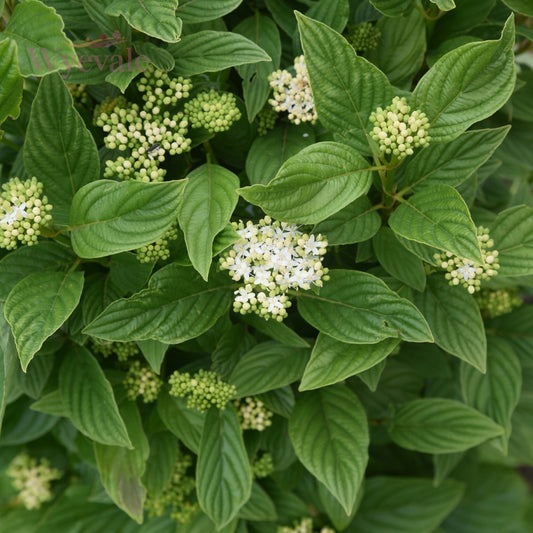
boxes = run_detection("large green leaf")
[84,264,232,343]
[0,40,23,125]
[168,31,271,76]
[313,196,381,245]
[24,73,100,225]
[348,476,464,533]
[238,482,277,521]
[157,392,204,453]
[397,127,510,193]
[59,344,131,447]
[296,13,393,155]
[177,0,242,22]
[300,334,399,391]
[389,184,483,264]
[94,401,149,522]
[0,242,76,302]
[0,0,78,76]
[460,337,521,453]
[370,0,414,16]
[4,271,84,371]
[239,142,373,224]
[143,432,178,498]
[228,342,310,397]
[501,0,533,16]
[70,179,186,258]
[234,14,282,121]
[106,0,181,42]
[388,398,504,454]
[373,227,427,291]
[178,164,239,280]
[297,269,433,344]
[490,205,533,277]
[289,386,368,514]
[414,275,487,372]
[196,406,252,529]
[411,16,516,143]
[0,306,18,438]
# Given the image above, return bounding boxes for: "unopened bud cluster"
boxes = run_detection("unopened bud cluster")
[137,65,192,110]
[7,453,62,510]
[278,519,335,533]
[345,22,381,52]
[252,452,274,478]
[136,223,178,263]
[476,288,522,318]
[145,453,197,524]
[96,102,191,182]
[257,105,278,135]
[434,227,499,294]
[370,96,430,161]
[0,177,53,250]
[269,55,317,125]
[92,340,139,362]
[124,361,163,403]
[67,83,89,105]
[220,217,328,321]
[169,369,236,412]
[234,396,273,431]
[184,90,241,133]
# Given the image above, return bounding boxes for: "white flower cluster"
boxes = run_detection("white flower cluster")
[434,226,499,294]
[234,396,273,431]
[369,96,430,161]
[220,217,328,321]
[269,55,317,125]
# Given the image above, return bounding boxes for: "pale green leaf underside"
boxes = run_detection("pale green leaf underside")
[4,271,84,371]
[389,184,483,264]
[70,179,186,258]
[239,141,373,224]
[0,40,23,125]
[297,269,433,344]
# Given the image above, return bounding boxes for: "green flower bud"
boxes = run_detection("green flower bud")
[252,452,274,479]
[345,22,381,52]
[257,105,278,135]
[136,223,178,263]
[184,90,241,133]
[124,361,163,403]
[92,341,139,362]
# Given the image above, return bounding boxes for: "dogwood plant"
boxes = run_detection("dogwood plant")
[1,0,533,532]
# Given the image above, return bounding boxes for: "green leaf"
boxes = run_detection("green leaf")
[304,0,349,34]
[177,0,242,23]
[82,0,132,40]
[313,196,381,245]
[411,16,516,143]
[388,398,504,454]
[197,406,252,529]
[296,12,394,155]
[0,40,23,125]
[289,386,368,514]
[59,344,131,447]
[367,9,426,87]
[168,31,271,76]
[490,205,533,277]
[134,42,175,71]
[433,452,464,486]
[143,432,178,498]
[178,164,239,280]
[431,0,456,10]
[358,360,387,392]
[84,265,232,344]
[238,482,277,521]
[24,73,100,225]
[373,227,426,291]
[106,0,181,42]
[0,308,20,438]
[234,14,281,121]
[349,476,464,533]
[413,275,487,372]
[105,62,147,93]
[389,184,483,264]
[4,271,84,371]
[109,252,153,295]
[157,392,204,453]
[239,142,372,224]
[241,314,309,348]
[0,242,76,302]
[297,269,433,344]
[245,124,315,185]
[0,0,78,76]
[300,334,399,391]
[318,480,361,531]
[460,337,521,453]
[370,0,415,16]
[70,179,186,258]
[229,342,310,397]
[94,401,149,522]
[137,339,168,374]
[397,127,510,193]
[31,389,68,417]
[501,0,533,16]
